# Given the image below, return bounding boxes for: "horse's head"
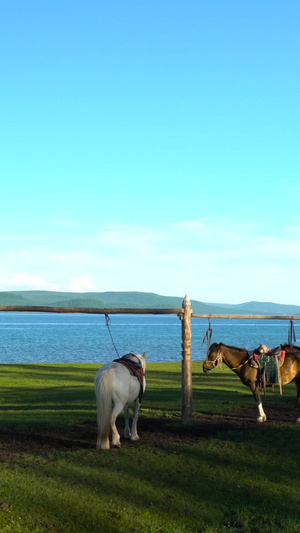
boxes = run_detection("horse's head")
[120,352,146,372]
[137,352,146,372]
[203,342,223,373]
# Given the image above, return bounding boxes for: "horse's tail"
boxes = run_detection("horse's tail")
[95,367,114,450]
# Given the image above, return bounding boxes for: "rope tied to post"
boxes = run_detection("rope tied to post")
[288,318,296,348]
[202,317,213,352]
[105,313,120,358]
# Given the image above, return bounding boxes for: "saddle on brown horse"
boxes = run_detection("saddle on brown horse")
[250,344,286,393]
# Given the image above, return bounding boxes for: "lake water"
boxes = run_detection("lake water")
[0,312,298,364]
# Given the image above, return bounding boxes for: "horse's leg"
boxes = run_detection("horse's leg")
[249,381,267,422]
[110,402,124,447]
[295,379,300,408]
[295,379,300,423]
[130,399,141,441]
[124,404,131,439]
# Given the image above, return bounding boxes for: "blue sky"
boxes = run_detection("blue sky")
[1,1,300,304]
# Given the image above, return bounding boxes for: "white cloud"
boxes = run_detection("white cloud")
[0,273,59,291]
[97,224,165,254]
[63,277,95,293]
[1,217,300,304]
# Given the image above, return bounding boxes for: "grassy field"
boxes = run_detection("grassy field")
[0,361,299,532]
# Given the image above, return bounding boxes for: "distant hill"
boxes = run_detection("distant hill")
[0,290,299,315]
[220,300,300,315]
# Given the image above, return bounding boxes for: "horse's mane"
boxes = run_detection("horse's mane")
[281,344,300,363]
[281,344,300,351]
[220,342,247,353]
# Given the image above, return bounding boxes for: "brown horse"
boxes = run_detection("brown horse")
[203,342,300,423]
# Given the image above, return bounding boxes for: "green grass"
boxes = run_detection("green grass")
[0,362,299,532]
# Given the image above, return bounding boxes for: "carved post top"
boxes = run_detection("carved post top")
[178,295,193,320]
[182,295,193,314]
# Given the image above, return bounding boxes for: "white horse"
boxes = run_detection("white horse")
[94,352,146,450]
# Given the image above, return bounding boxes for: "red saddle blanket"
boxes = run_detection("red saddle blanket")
[253,345,285,364]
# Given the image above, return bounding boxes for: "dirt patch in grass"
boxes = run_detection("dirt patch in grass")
[0,401,298,456]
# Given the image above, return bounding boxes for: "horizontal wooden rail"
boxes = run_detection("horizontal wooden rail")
[192,314,300,320]
[0,306,183,315]
[0,306,298,320]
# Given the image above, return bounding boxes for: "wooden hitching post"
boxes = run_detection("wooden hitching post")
[180,295,193,423]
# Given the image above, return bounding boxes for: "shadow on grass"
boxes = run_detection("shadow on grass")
[0,364,300,531]
[5,421,299,533]
[0,363,298,428]
[0,363,98,383]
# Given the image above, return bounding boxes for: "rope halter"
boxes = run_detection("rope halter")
[205,346,222,369]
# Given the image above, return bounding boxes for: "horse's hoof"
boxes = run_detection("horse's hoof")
[296,417,300,423]
[257,416,267,423]
[130,435,140,442]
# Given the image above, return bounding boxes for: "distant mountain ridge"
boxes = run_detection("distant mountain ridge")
[215,300,300,315]
[0,291,299,315]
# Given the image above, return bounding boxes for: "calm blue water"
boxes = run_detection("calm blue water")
[0,313,298,364]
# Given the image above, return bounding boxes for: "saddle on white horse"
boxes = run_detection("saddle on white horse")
[114,352,145,402]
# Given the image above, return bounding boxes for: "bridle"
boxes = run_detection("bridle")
[205,346,222,369]
[206,344,253,371]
